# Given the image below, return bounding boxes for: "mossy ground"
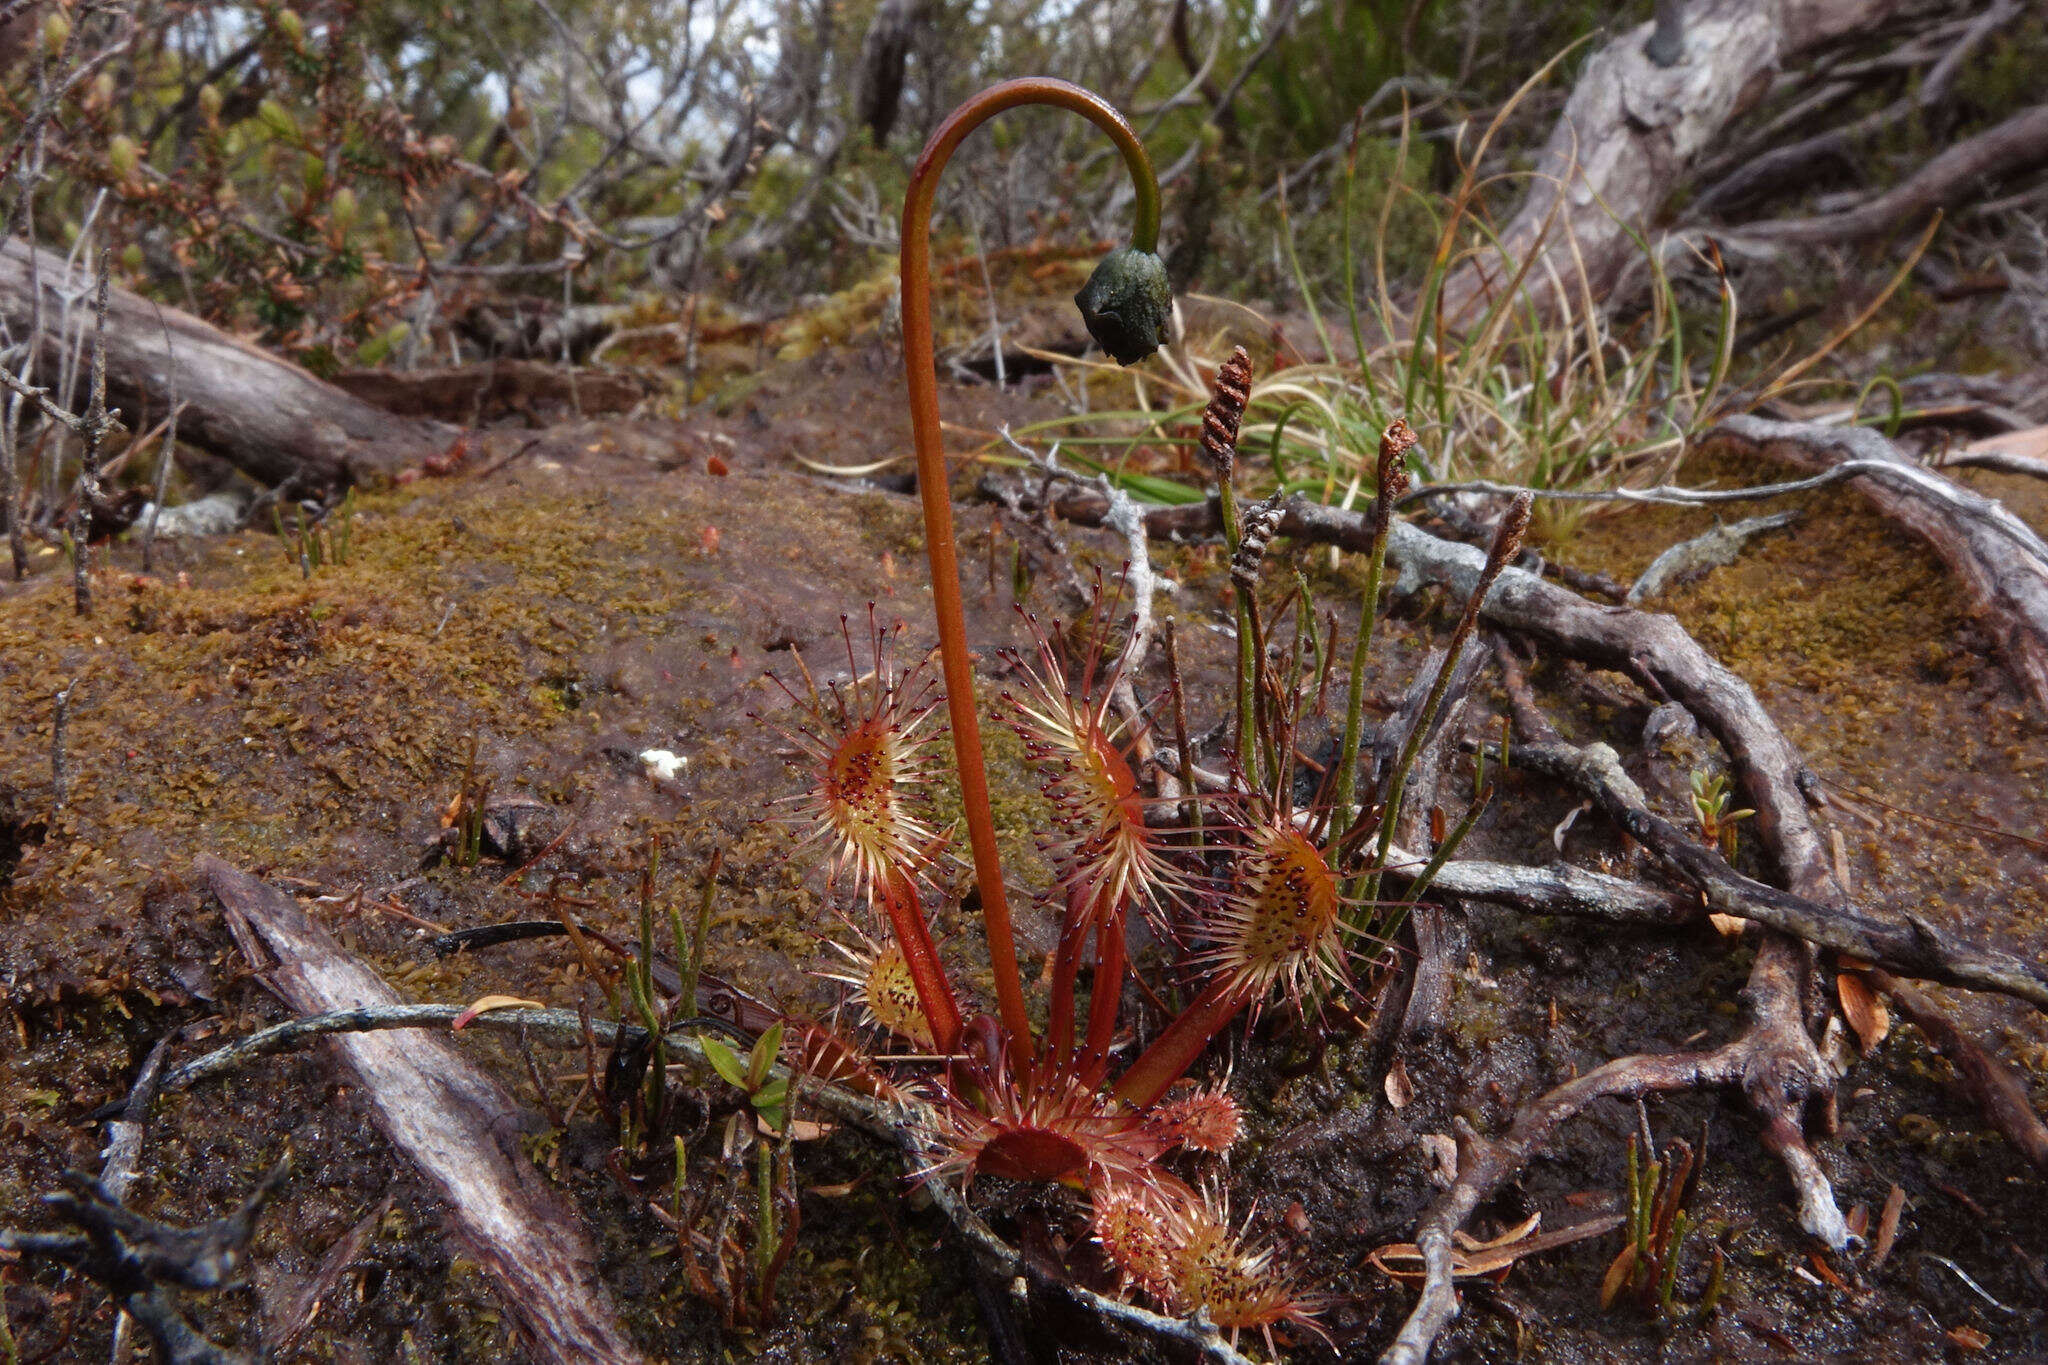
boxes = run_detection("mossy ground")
[2,345,2045,1361]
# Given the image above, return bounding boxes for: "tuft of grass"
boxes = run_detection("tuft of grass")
[1011,91,1746,538]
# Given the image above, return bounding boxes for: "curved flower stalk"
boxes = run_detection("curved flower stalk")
[900,76,1166,1061]
[762,79,1533,1352]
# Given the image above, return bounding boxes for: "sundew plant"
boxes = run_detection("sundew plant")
[763,78,1535,1353]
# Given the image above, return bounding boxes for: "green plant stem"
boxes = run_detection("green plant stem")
[1365,526,1516,903]
[1332,520,1390,821]
[1383,783,1492,938]
[901,78,1160,1062]
[636,849,667,1124]
[1216,479,1258,787]
[676,851,720,1016]
[754,1138,775,1291]
[1658,1210,1688,1310]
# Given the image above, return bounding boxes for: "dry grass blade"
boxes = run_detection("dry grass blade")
[1370,1213,1624,1281]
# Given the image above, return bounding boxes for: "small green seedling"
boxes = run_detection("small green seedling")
[1690,770,1755,861]
[699,1022,789,1134]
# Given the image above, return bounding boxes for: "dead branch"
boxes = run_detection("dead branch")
[1,239,456,492]
[1862,966,2048,1170]
[1393,854,1702,927]
[1708,415,2048,712]
[1692,0,2026,218]
[199,856,646,1365]
[1376,1016,1819,1365]
[1943,447,2048,481]
[1433,0,1905,321]
[69,250,109,615]
[0,1160,286,1365]
[1734,102,2048,246]
[1377,736,1843,1363]
[1494,738,2048,1011]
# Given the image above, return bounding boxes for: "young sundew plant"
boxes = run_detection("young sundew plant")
[765,79,1533,1356]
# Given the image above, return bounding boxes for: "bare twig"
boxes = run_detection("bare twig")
[139,302,183,571]
[0,357,90,434]
[1377,1010,1828,1365]
[1390,853,1702,927]
[1735,103,2048,246]
[1493,738,2048,1012]
[0,1160,285,1365]
[1709,415,2048,712]
[50,675,74,809]
[1862,967,2048,1170]
[70,250,114,616]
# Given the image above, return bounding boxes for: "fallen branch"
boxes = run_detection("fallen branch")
[1394,854,1702,927]
[1734,102,2048,246]
[1376,1016,1824,1365]
[1,239,457,492]
[1943,447,2048,482]
[1494,739,2048,1011]
[1691,0,2026,218]
[0,1161,286,1365]
[1861,966,2048,1171]
[199,856,646,1365]
[1708,415,2048,713]
[1431,0,1905,319]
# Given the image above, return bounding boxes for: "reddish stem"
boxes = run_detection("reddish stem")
[1077,913,1127,1089]
[1111,977,1249,1110]
[901,78,1160,1064]
[877,867,963,1054]
[1045,890,1089,1068]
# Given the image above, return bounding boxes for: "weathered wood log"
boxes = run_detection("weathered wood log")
[1734,101,2048,246]
[1,238,457,492]
[1435,0,1901,323]
[328,358,653,425]
[1692,0,2027,218]
[1709,414,2048,713]
[201,856,646,1365]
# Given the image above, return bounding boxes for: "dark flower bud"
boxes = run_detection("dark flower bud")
[1074,246,1171,365]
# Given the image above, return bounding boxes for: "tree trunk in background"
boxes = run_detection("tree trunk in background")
[1437,0,1902,325]
[1,237,456,493]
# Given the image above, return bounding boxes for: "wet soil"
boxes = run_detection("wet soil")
[2,343,2044,1363]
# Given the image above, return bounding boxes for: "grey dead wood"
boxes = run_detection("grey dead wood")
[988,474,2046,1362]
[1732,101,2048,246]
[1863,967,2048,1171]
[1430,0,1903,323]
[1,238,457,493]
[198,855,646,1365]
[1707,414,2048,714]
[1691,0,2027,218]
